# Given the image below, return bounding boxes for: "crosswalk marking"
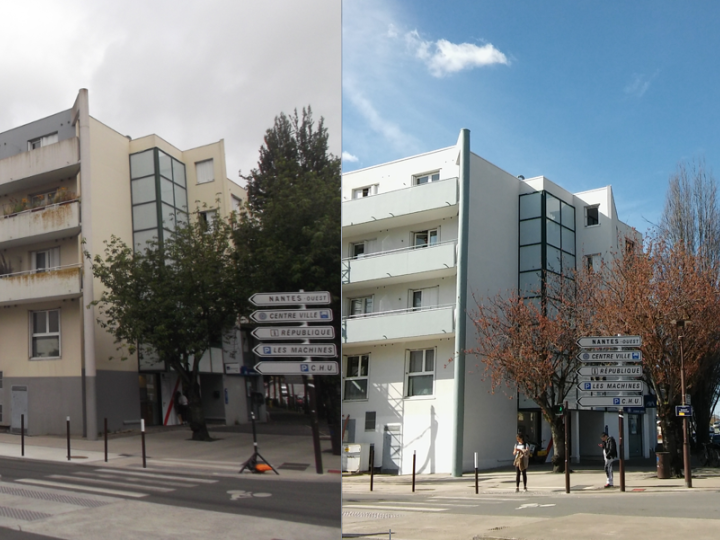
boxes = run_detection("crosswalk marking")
[73,472,195,488]
[343,504,447,512]
[94,468,218,484]
[16,479,147,498]
[47,475,175,493]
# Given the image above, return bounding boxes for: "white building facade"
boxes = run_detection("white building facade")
[341,129,651,475]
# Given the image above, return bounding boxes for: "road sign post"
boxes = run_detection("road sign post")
[254,361,339,375]
[253,343,337,357]
[249,291,331,306]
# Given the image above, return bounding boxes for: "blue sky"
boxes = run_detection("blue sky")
[342,1,720,232]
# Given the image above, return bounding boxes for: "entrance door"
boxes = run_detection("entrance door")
[11,386,28,434]
[628,414,643,457]
[382,423,402,474]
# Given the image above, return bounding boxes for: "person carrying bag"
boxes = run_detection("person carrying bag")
[513,433,531,492]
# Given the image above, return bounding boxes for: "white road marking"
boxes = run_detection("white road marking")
[95,468,217,483]
[430,496,513,502]
[228,490,273,500]
[48,475,174,493]
[74,472,195,488]
[344,505,447,512]
[16,479,147,498]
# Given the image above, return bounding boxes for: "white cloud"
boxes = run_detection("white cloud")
[342,151,359,163]
[404,30,509,78]
[624,71,659,98]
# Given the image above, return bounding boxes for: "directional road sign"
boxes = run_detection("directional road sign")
[251,326,335,340]
[675,405,693,417]
[577,365,643,377]
[578,396,644,407]
[250,309,333,323]
[578,381,643,392]
[249,291,331,306]
[254,361,339,375]
[576,336,642,348]
[577,351,642,363]
[253,343,338,357]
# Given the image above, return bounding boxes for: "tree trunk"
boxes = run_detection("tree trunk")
[659,408,682,477]
[186,377,212,441]
[548,415,566,473]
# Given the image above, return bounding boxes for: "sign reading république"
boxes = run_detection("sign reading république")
[577,365,643,377]
[251,326,335,340]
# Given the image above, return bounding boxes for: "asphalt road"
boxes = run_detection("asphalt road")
[0,457,340,529]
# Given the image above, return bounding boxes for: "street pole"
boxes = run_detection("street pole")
[678,324,692,488]
[564,401,569,494]
[619,410,625,492]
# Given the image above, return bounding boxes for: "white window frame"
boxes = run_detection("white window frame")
[199,209,218,229]
[349,296,373,317]
[350,241,366,259]
[30,309,61,360]
[585,205,600,227]
[408,286,438,311]
[413,228,439,248]
[344,355,369,401]
[585,254,601,273]
[195,159,215,184]
[352,184,378,199]
[27,132,58,151]
[31,247,60,272]
[405,348,435,397]
[413,171,440,185]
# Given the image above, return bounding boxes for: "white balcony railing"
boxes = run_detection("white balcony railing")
[342,304,456,345]
[342,178,458,233]
[0,200,81,248]
[0,265,82,305]
[342,240,457,286]
[0,137,80,193]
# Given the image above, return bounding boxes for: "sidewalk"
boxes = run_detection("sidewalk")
[0,417,340,479]
[342,463,720,539]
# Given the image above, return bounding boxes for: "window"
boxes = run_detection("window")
[195,159,214,184]
[585,205,600,226]
[365,411,376,431]
[406,349,434,397]
[27,133,58,151]
[351,242,366,258]
[409,287,438,311]
[352,184,377,199]
[349,296,373,317]
[344,355,369,400]
[413,171,440,185]
[199,209,218,228]
[31,248,60,272]
[413,229,438,248]
[231,195,243,214]
[625,238,636,254]
[585,254,601,273]
[30,310,60,359]
[30,189,58,208]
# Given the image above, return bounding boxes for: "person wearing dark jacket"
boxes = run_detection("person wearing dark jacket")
[599,432,618,487]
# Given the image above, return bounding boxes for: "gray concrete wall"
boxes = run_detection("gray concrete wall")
[5,376,83,436]
[223,375,249,425]
[96,370,142,434]
[0,110,75,160]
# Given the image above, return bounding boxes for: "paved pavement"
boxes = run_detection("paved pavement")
[342,461,720,539]
[0,413,340,539]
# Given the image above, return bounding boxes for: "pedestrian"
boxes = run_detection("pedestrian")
[513,433,530,492]
[175,391,190,425]
[599,431,618,487]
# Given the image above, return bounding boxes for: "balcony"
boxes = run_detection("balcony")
[0,200,81,248]
[342,178,458,236]
[342,241,457,291]
[0,265,82,306]
[342,304,456,346]
[0,137,80,196]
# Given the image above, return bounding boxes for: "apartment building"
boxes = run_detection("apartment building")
[341,129,650,475]
[0,89,248,438]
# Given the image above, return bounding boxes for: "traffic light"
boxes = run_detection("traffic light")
[553,404,565,416]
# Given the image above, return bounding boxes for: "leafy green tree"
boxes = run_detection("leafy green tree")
[237,107,341,443]
[87,213,244,441]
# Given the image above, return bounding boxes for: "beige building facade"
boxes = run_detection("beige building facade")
[0,89,248,438]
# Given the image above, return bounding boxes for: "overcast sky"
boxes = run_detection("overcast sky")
[0,0,340,187]
[343,0,720,233]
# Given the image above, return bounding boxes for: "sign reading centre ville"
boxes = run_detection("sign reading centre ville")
[251,326,335,340]
[576,351,642,363]
[249,309,333,323]
[249,291,331,306]
[576,336,642,348]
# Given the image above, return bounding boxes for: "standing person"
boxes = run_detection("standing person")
[599,432,618,487]
[175,391,190,426]
[513,434,530,492]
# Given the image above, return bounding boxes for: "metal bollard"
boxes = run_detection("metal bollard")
[141,419,147,468]
[104,418,108,463]
[21,414,24,457]
[66,417,71,461]
[412,451,416,492]
[475,452,478,494]
[370,445,375,492]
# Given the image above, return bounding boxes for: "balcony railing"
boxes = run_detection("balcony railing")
[0,199,81,248]
[342,304,456,345]
[0,265,82,305]
[342,177,458,233]
[0,137,80,194]
[342,240,457,286]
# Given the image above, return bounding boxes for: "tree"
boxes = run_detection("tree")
[659,157,720,444]
[586,237,720,475]
[87,213,244,441]
[236,107,341,446]
[468,277,594,473]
